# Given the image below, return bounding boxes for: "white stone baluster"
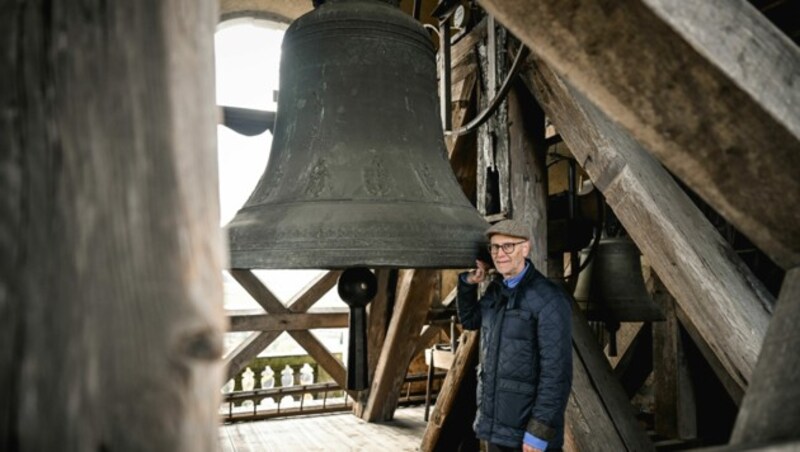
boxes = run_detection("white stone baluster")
[241,367,255,410]
[299,363,315,402]
[280,364,296,407]
[261,365,275,389]
[259,365,276,410]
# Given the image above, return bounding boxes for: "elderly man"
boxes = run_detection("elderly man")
[457,219,572,452]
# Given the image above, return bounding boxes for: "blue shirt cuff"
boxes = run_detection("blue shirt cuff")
[523,432,548,450]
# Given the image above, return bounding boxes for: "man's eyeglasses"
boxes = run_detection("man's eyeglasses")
[488,241,526,255]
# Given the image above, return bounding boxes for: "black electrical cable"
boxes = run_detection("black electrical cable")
[444,44,530,137]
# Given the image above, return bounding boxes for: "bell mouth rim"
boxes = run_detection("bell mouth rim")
[227,248,484,270]
[232,198,483,212]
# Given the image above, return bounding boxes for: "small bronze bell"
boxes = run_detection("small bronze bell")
[589,237,664,323]
[574,237,664,355]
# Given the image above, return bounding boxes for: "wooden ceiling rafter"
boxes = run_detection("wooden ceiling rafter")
[521,55,772,398]
[478,0,800,270]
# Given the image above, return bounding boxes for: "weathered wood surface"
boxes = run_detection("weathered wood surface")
[412,325,445,360]
[361,269,438,422]
[367,269,392,381]
[419,330,479,452]
[652,279,697,440]
[228,270,347,390]
[353,268,392,417]
[479,0,800,269]
[674,304,744,405]
[571,303,655,451]
[612,323,652,400]
[731,267,800,446]
[228,312,348,332]
[606,322,644,369]
[476,23,510,216]
[219,0,311,23]
[220,405,428,452]
[565,349,627,452]
[507,83,548,271]
[0,1,224,450]
[224,331,283,382]
[520,57,773,400]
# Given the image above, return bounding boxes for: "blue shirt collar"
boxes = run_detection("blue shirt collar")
[503,261,530,289]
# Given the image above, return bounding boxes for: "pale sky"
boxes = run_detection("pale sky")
[214,19,347,358]
[215,18,284,225]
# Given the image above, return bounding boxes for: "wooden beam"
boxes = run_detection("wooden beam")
[478,0,800,269]
[507,81,548,271]
[420,330,480,451]
[607,322,645,369]
[223,270,341,381]
[271,269,343,313]
[228,312,348,332]
[0,2,224,450]
[353,268,392,417]
[447,70,479,203]
[566,349,628,451]
[674,304,744,405]
[223,331,284,383]
[612,324,653,400]
[450,17,487,69]
[228,270,347,389]
[731,267,800,446]
[520,56,773,399]
[571,303,655,451]
[652,279,697,440]
[412,325,445,359]
[366,269,392,381]
[476,24,511,216]
[361,269,438,422]
[445,70,478,158]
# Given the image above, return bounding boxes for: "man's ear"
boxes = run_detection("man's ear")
[523,240,531,256]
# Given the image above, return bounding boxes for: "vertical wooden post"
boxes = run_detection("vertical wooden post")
[361,269,438,422]
[1,1,224,450]
[507,80,548,271]
[652,278,697,440]
[731,267,800,446]
[353,268,392,417]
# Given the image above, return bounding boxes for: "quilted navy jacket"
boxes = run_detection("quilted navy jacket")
[457,261,572,449]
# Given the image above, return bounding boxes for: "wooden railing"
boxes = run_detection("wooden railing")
[220,372,446,423]
[221,381,350,422]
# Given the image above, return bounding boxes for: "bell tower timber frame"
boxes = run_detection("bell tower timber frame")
[2,0,799,450]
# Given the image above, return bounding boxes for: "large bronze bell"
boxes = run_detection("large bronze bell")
[224,0,488,391]
[225,0,488,270]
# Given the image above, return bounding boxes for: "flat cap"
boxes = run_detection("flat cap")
[485,219,530,240]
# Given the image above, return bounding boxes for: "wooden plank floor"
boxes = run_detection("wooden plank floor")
[219,405,427,451]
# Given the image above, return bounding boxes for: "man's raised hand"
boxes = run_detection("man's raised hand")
[466,259,490,284]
